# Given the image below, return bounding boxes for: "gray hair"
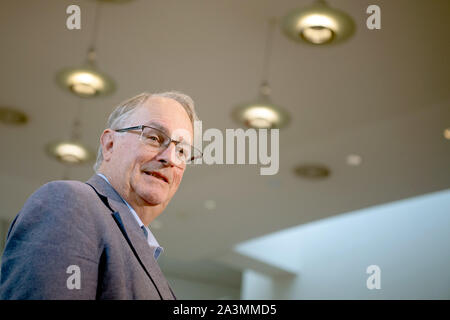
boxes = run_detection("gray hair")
[93,91,199,172]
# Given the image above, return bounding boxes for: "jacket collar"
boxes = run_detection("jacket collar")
[85,174,175,300]
[86,174,126,208]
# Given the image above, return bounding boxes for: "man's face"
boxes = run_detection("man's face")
[103,97,193,208]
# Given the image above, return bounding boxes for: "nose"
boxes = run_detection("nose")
[155,142,182,167]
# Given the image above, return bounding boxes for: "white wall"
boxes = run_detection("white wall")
[240,189,450,299]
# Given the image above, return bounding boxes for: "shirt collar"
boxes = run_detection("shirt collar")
[96,173,164,259]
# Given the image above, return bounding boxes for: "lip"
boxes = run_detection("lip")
[143,170,169,184]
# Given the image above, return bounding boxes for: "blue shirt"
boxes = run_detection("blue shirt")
[96,173,164,260]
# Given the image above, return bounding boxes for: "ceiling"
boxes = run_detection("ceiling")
[1,0,449,289]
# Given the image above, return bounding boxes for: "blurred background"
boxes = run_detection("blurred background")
[0,0,449,299]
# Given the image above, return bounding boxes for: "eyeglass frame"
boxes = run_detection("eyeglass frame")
[113,125,202,164]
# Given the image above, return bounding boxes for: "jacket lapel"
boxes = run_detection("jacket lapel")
[86,174,174,300]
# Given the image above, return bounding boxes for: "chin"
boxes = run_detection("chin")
[134,177,170,205]
[138,189,168,206]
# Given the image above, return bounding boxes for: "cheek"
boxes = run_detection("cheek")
[132,149,157,170]
[170,170,185,192]
[115,139,140,166]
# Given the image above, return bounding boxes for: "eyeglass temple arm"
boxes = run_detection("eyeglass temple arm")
[114,125,143,132]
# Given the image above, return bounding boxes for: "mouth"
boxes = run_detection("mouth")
[143,170,169,184]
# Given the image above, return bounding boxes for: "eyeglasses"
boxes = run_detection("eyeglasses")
[114,125,202,164]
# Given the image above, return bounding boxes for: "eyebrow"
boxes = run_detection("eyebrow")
[143,121,170,136]
[143,121,192,143]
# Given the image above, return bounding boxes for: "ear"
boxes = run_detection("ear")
[100,129,115,162]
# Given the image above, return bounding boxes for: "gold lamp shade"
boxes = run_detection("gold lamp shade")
[46,140,94,165]
[282,1,355,45]
[232,101,290,129]
[294,164,331,179]
[0,107,28,125]
[56,66,115,98]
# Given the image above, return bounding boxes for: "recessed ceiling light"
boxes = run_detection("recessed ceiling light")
[282,0,355,45]
[233,102,290,129]
[0,107,28,125]
[346,154,362,166]
[294,164,330,179]
[444,128,450,140]
[56,67,115,98]
[46,141,94,164]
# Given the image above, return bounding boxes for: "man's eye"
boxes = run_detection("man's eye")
[177,149,186,158]
[176,145,191,161]
[144,134,162,145]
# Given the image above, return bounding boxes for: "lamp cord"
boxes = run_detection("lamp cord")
[87,0,103,65]
[260,17,277,86]
[70,98,84,141]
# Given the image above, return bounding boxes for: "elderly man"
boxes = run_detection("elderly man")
[0,91,201,299]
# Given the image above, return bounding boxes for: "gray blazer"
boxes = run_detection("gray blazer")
[0,174,176,300]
